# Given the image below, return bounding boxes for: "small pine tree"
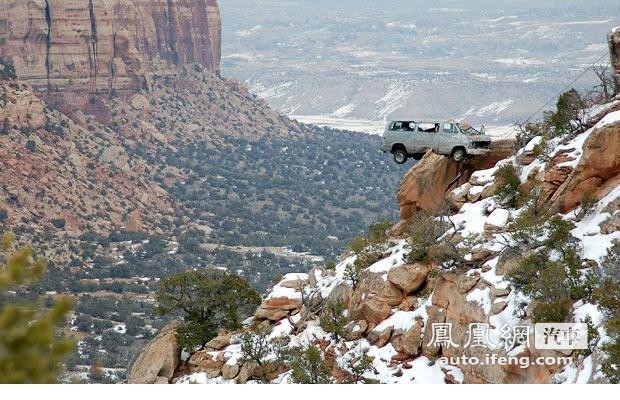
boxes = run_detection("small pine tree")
[404,210,446,263]
[547,88,585,136]
[543,216,577,254]
[347,236,367,254]
[289,345,333,384]
[601,244,620,282]
[592,277,620,383]
[319,300,349,342]
[0,58,17,81]
[508,185,548,249]
[341,349,377,384]
[240,324,274,383]
[0,232,74,383]
[344,259,364,290]
[156,269,261,350]
[367,219,392,243]
[493,163,522,208]
[575,192,598,221]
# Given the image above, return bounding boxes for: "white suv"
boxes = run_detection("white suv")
[382,120,492,164]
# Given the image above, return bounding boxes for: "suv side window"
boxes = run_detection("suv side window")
[390,121,403,131]
[402,121,415,131]
[417,123,437,133]
[443,123,455,134]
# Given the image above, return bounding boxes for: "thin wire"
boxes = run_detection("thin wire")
[522,51,610,123]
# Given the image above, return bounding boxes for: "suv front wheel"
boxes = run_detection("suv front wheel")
[452,147,466,163]
[393,149,408,164]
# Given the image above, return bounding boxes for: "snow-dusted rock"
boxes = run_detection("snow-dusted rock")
[387,263,429,294]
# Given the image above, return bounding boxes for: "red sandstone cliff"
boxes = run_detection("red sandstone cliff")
[0,0,221,112]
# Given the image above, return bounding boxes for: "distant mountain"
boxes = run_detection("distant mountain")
[220,0,619,132]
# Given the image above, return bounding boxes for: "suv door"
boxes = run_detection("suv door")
[438,122,457,154]
[403,121,417,153]
[415,122,439,153]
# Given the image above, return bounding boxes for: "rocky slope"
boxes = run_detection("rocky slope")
[0,0,221,114]
[135,100,620,384]
[0,65,408,381]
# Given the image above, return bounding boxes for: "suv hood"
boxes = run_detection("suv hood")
[469,135,492,143]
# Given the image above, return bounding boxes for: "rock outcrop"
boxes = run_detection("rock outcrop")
[128,322,181,384]
[0,0,221,113]
[609,27,620,94]
[548,121,620,213]
[397,139,514,220]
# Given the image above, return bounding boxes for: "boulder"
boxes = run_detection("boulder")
[279,273,309,289]
[350,297,392,327]
[387,263,429,294]
[456,273,480,294]
[432,277,455,309]
[491,301,508,315]
[398,296,418,311]
[421,306,446,357]
[343,320,368,341]
[445,288,488,325]
[393,320,423,356]
[379,281,406,306]
[601,212,620,234]
[236,361,284,384]
[221,363,240,380]
[350,270,402,325]
[206,331,231,351]
[491,286,511,298]
[255,296,302,321]
[471,246,494,262]
[326,281,353,308]
[188,351,224,378]
[128,322,181,384]
[542,150,576,203]
[368,326,392,347]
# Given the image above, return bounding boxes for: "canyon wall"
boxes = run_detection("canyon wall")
[0,0,221,112]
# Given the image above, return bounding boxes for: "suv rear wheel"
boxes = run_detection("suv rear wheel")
[393,148,408,164]
[452,147,466,163]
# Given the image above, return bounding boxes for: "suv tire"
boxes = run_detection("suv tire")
[452,148,466,163]
[393,149,408,164]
